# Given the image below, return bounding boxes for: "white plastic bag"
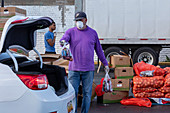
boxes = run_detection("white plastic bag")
[102,70,113,92]
[61,42,73,61]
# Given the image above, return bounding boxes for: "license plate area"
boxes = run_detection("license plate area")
[67,101,73,113]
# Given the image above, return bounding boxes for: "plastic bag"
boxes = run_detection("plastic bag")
[140,71,154,77]
[102,71,112,93]
[120,98,152,107]
[61,42,73,61]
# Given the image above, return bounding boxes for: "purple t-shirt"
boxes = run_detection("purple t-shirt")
[60,26,108,71]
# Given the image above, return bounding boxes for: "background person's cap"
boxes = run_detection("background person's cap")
[74,11,87,21]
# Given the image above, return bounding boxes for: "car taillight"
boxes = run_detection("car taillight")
[50,111,57,113]
[17,74,48,90]
[11,17,29,24]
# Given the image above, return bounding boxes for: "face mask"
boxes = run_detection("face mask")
[76,21,84,29]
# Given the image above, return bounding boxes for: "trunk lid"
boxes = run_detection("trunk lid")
[0,16,53,53]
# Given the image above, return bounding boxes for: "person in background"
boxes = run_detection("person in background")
[60,11,109,113]
[44,21,56,54]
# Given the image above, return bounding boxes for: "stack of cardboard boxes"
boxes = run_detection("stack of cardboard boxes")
[98,55,134,104]
[0,7,26,39]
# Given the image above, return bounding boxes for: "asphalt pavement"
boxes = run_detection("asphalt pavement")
[77,65,170,113]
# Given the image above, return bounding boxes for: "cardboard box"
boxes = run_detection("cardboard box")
[114,67,134,79]
[0,18,8,23]
[97,91,128,104]
[53,58,69,65]
[110,55,130,68]
[0,7,26,17]
[111,79,130,91]
[0,33,1,38]
[53,58,69,73]
[0,23,5,28]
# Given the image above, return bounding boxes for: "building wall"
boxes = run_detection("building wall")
[1,0,74,5]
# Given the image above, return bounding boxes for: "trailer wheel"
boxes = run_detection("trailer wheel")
[133,47,158,65]
[104,47,125,62]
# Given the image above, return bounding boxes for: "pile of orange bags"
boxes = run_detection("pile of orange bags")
[133,61,170,98]
[133,76,165,98]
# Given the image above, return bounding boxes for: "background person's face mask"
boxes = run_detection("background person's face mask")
[76,21,84,29]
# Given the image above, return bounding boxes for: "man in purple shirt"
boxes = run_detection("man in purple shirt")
[60,12,109,113]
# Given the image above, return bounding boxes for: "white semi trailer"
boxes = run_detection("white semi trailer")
[75,0,170,65]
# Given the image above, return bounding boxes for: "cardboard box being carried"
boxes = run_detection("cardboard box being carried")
[97,91,128,104]
[110,55,130,68]
[114,67,134,79]
[111,79,130,91]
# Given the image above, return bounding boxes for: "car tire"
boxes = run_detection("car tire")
[132,47,158,65]
[104,46,125,62]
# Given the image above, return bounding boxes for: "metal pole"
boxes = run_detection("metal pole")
[1,0,4,7]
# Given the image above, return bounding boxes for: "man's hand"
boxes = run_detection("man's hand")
[105,65,110,73]
[60,40,66,46]
[54,32,57,37]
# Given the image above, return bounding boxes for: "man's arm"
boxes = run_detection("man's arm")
[60,29,71,44]
[94,32,108,66]
[47,36,56,47]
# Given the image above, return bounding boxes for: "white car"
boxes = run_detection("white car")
[0,16,75,113]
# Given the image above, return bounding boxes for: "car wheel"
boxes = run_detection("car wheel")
[104,46,125,62]
[132,47,158,65]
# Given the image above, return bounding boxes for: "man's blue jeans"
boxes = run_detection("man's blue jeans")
[68,71,94,113]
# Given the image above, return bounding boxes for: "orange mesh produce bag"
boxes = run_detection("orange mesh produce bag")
[164,74,170,87]
[120,98,152,107]
[134,92,164,98]
[133,76,164,88]
[133,87,157,94]
[133,61,165,76]
[95,78,105,96]
[164,67,170,74]
[165,93,170,98]
[159,86,170,93]
[133,61,157,76]
[165,74,170,79]
[153,68,166,76]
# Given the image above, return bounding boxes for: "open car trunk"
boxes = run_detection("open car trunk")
[0,16,68,96]
[16,61,68,96]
